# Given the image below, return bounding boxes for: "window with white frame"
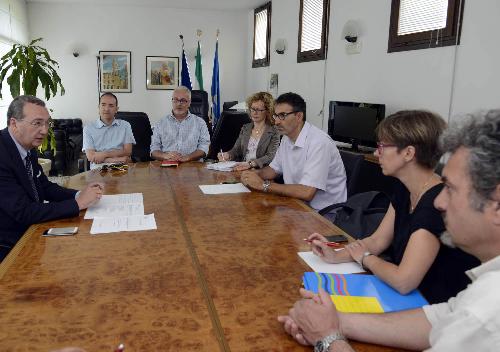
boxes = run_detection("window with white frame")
[0,41,14,129]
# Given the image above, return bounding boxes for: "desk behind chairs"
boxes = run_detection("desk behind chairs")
[115,111,153,162]
[207,110,251,159]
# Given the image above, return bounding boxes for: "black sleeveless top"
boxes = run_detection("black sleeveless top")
[389,180,480,304]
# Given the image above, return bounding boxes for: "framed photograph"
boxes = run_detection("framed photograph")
[146,56,179,90]
[99,51,131,93]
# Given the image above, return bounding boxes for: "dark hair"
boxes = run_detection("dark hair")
[275,92,307,121]
[7,95,46,126]
[441,110,500,211]
[376,110,447,169]
[99,92,118,105]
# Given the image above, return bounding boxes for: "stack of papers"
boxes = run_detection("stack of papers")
[199,183,250,194]
[206,161,237,172]
[86,193,157,234]
[298,251,363,274]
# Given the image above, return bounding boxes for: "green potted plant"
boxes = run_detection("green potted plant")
[0,37,65,154]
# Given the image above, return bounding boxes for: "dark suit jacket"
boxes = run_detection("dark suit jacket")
[227,122,280,168]
[0,128,80,260]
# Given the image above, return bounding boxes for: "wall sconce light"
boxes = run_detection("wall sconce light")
[275,38,286,54]
[342,20,363,54]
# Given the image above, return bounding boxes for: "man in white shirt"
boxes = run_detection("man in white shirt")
[150,86,210,162]
[278,110,500,352]
[241,92,346,215]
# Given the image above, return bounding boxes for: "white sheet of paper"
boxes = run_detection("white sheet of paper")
[85,193,144,219]
[298,251,363,274]
[199,183,250,194]
[206,161,238,172]
[90,214,157,234]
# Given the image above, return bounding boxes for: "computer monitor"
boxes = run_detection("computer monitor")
[328,101,385,151]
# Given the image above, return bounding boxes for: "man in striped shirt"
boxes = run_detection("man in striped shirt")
[150,86,210,162]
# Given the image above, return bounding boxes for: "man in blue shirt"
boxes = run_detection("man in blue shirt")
[150,86,210,162]
[83,93,136,169]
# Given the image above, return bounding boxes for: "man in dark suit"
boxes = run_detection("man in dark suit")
[0,95,103,262]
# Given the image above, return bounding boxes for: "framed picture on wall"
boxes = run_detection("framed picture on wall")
[146,56,179,90]
[99,51,132,93]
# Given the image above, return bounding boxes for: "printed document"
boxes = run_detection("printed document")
[85,193,144,219]
[90,214,157,234]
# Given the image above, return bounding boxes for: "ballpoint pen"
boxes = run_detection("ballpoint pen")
[220,149,225,161]
[303,238,343,248]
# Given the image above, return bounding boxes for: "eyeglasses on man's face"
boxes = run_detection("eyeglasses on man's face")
[376,142,397,154]
[172,98,190,105]
[249,107,266,114]
[20,119,54,129]
[272,111,299,121]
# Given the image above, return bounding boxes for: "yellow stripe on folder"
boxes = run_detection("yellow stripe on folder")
[330,295,384,313]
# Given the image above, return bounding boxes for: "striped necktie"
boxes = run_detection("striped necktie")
[25,152,40,202]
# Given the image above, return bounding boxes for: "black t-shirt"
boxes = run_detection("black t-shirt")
[389,180,480,304]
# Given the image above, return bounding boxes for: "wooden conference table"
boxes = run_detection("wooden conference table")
[0,162,406,352]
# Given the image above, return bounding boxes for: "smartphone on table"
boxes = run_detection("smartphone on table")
[43,227,78,236]
[325,234,349,243]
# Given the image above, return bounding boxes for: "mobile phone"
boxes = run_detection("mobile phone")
[325,234,349,243]
[43,227,78,236]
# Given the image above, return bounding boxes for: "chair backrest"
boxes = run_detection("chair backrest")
[223,101,238,111]
[339,150,364,197]
[115,111,153,162]
[189,90,210,132]
[208,110,251,159]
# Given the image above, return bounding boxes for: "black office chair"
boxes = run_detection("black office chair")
[339,150,364,197]
[207,110,251,159]
[223,101,238,111]
[115,111,153,162]
[318,150,364,216]
[190,90,211,136]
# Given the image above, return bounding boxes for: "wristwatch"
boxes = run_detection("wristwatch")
[262,180,271,192]
[249,160,256,168]
[314,332,346,352]
[359,251,373,271]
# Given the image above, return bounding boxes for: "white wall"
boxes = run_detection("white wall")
[27,2,248,125]
[0,0,29,129]
[246,0,500,128]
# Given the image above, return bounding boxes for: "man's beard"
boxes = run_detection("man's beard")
[439,231,456,248]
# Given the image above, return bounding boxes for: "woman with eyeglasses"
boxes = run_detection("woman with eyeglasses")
[217,92,280,171]
[307,110,479,304]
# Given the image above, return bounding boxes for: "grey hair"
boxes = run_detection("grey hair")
[440,109,500,210]
[174,86,191,100]
[7,95,46,125]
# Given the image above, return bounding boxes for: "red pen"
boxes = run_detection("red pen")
[115,343,124,352]
[303,238,342,248]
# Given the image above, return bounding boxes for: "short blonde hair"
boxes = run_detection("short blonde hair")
[246,92,274,125]
[376,110,447,169]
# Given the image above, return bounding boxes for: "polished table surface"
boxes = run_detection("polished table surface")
[0,162,407,352]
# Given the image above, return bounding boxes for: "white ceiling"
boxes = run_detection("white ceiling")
[26,0,267,11]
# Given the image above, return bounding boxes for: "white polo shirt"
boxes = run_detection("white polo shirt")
[269,122,347,211]
[423,255,500,351]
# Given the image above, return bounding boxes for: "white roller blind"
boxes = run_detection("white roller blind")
[0,40,13,129]
[300,0,324,52]
[254,8,268,60]
[398,0,448,35]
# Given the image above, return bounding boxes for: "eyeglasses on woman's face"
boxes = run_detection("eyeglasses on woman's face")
[376,142,397,154]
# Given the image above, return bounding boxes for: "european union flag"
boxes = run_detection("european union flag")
[211,40,220,129]
[181,48,192,90]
